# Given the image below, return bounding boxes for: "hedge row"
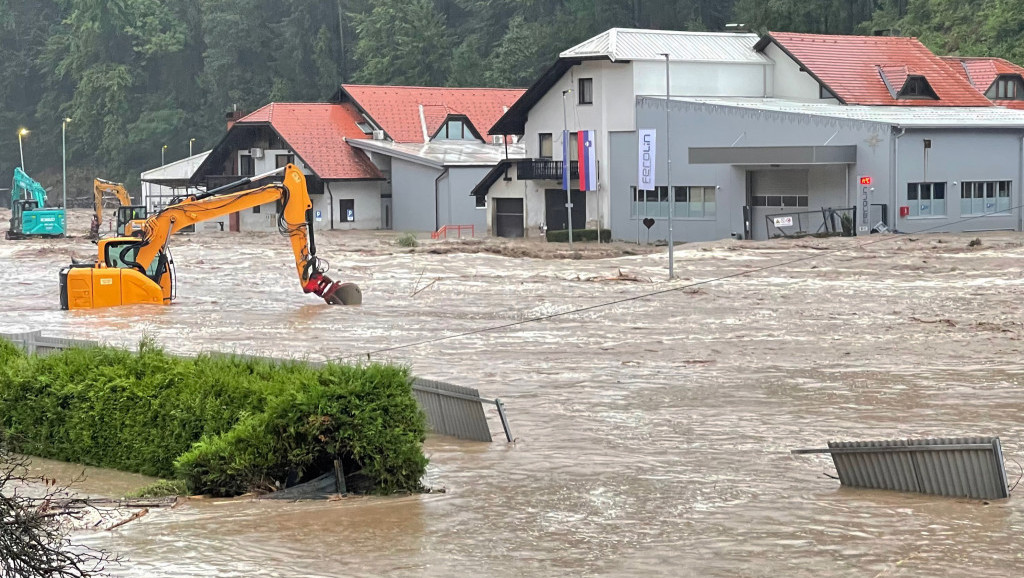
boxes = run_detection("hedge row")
[546,228,612,243]
[0,339,427,496]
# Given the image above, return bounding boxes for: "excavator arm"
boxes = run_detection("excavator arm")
[60,164,360,309]
[92,178,143,239]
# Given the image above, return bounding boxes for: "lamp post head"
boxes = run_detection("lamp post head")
[63,117,72,125]
[18,128,29,137]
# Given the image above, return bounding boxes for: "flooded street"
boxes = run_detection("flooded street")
[3,218,1024,576]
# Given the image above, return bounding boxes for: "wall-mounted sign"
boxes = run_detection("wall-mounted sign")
[637,129,656,191]
[773,216,794,227]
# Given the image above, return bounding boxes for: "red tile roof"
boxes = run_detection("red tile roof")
[941,56,1024,109]
[340,85,525,143]
[763,32,992,107]
[236,102,382,180]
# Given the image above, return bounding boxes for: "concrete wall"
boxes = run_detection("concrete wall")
[441,167,489,233]
[390,158,442,231]
[633,61,771,98]
[610,98,890,242]
[236,180,380,232]
[893,129,1024,233]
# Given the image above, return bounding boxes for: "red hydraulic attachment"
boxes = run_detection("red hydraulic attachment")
[304,272,361,305]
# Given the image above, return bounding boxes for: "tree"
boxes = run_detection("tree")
[352,0,452,86]
[0,434,116,577]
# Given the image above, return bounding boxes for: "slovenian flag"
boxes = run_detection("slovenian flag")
[577,130,597,191]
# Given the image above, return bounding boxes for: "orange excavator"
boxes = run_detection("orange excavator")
[60,164,360,309]
[90,178,147,239]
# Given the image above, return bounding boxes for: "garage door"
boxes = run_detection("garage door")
[750,170,809,240]
[494,198,524,238]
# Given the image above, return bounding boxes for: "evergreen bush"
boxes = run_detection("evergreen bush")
[0,340,427,497]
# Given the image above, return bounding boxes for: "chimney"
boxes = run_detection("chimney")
[225,104,245,130]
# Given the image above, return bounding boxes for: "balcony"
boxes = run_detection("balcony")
[517,159,579,181]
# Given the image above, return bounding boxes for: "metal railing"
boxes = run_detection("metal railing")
[765,206,856,238]
[431,224,475,240]
[1,330,512,443]
[517,159,579,180]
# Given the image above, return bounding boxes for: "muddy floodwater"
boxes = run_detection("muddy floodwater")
[3,217,1024,576]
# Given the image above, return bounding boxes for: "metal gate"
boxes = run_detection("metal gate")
[494,198,524,238]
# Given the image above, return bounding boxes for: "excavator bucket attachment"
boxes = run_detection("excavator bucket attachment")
[305,273,361,305]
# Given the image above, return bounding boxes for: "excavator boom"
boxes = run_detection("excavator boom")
[61,165,360,309]
[91,178,146,239]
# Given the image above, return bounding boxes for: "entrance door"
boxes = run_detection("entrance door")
[380,196,392,230]
[544,189,586,232]
[494,198,524,238]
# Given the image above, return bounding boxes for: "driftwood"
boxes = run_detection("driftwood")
[105,508,149,531]
[29,496,180,509]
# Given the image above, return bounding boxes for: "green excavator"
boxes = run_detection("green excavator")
[6,167,66,239]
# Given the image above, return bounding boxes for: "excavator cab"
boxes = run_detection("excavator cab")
[115,205,148,236]
[60,238,175,310]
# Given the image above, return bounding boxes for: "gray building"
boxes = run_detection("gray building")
[611,97,1024,241]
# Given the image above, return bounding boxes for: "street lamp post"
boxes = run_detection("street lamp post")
[161,144,168,166]
[62,118,71,209]
[660,52,674,280]
[562,89,573,248]
[17,128,29,171]
[189,138,196,157]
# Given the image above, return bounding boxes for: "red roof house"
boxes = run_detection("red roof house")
[336,85,525,143]
[941,56,1024,110]
[233,102,382,180]
[756,32,992,107]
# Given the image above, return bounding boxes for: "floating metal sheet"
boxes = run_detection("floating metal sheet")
[794,437,1009,500]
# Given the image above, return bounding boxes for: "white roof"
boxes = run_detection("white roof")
[141,150,212,180]
[560,28,771,64]
[669,97,1024,128]
[347,139,526,168]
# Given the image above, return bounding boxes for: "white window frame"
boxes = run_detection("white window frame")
[907,182,946,218]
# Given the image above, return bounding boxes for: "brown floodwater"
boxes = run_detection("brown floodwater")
[3,219,1024,576]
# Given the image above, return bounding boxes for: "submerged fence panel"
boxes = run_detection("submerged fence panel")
[793,437,1009,500]
[1,331,507,443]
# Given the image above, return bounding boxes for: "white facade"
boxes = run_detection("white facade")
[760,42,839,102]
[141,151,211,213]
[499,31,773,236]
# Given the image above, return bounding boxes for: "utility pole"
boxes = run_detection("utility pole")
[562,89,573,248]
[662,52,674,280]
[62,118,71,209]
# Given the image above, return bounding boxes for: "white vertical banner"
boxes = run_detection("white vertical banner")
[637,129,656,191]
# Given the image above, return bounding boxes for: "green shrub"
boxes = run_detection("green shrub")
[545,228,612,243]
[396,232,418,247]
[0,340,427,497]
[128,479,189,498]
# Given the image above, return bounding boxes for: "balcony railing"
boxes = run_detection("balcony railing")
[517,159,579,181]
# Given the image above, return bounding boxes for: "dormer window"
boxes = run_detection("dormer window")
[987,75,1024,100]
[897,75,938,100]
[431,115,482,141]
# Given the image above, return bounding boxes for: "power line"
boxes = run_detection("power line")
[339,206,1021,362]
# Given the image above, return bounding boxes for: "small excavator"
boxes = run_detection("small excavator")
[60,164,360,309]
[7,167,66,239]
[90,178,147,239]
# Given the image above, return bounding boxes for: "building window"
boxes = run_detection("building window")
[276,154,294,168]
[631,186,670,218]
[339,199,355,222]
[751,195,809,208]
[961,181,1011,215]
[991,75,1024,100]
[475,195,487,209]
[239,154,255,176]
[568,132,579,161]
[578,78,593,105]
[252,204,260,214]
[907,182,946,217]
[819,84,838,99]
[539,133,553,158]
[897,76,939,100]
[673,186,717,219]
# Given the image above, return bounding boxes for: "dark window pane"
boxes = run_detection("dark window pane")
[798,196,809,207]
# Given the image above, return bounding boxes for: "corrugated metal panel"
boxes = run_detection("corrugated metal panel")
[411,378,492,442]
[561,28,770,64]
[798,437,1009,500]
[672,96,1024,127]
